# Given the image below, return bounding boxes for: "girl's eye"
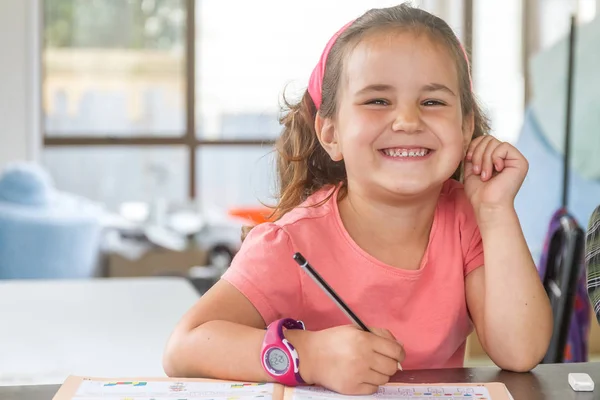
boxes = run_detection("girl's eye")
[366,99,389,106]
[422,99,446,107]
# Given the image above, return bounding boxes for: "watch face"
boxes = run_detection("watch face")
[267,348,289,374]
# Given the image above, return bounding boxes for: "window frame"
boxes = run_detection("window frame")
[42,0,473,200]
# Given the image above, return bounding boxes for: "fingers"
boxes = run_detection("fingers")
[490,142,511,174]
[468,136,495,177]
[466,136,526,181]
[481,139,501,180]
[362,369,391,387]
[353,383,381,396]
[466,135,487,162]
[367,328,405,373]
[370,352,400,376]
[369,327,398,341]
[370,334,405,364]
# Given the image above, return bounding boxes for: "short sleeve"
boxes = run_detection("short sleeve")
[221,223,303,325]
[454,188,485,276]
[463,222,484,276]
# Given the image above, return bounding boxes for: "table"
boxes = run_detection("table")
[0,277,199,386]
[2,362,598,400]
[391,363,600,399]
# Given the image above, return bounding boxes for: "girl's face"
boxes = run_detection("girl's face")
[318,30,473,199]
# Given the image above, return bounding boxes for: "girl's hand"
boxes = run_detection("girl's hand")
[463,136,528,214]
[294,325,404,395]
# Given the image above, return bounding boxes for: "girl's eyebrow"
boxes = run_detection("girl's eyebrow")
[355,83,456,97]
[422,83,456,97]
[355,84,395,96]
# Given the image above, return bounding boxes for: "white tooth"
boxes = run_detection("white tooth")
[409,151,415,157]
[401,151,408,157]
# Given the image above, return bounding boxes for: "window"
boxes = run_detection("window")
[472,0,524,143]
[44,0,186,137]
[473,0,597,144]
[538,0,596,51]
[43,0,469,213]
[43,146,189,211]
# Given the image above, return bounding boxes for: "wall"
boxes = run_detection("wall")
[0,0,40,168]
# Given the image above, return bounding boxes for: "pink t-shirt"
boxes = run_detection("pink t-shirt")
[222,179,484,370]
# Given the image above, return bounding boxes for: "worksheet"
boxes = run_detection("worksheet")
[292,384,493,400]
[53,376,511,400]
[70,379,275,400]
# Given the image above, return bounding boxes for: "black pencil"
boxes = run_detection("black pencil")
[292,252,402,370]
[293,252,370,331]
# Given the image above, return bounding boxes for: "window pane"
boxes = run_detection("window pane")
[43,0,186,137]
[195,0,425,141]
[43,146,188,211]
[197,146,277,213]
[538,0,596,51]
[473,0,524,143]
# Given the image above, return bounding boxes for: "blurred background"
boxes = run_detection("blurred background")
[1,0,599,386]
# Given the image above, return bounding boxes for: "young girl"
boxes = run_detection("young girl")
[164,3,552,395]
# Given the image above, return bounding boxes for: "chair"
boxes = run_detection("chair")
[538,209,586,363]
[0,162,103,279]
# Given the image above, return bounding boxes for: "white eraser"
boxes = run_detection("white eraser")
[568,373,594,392]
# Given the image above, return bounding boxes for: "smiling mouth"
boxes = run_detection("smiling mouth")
[380,148,432,158]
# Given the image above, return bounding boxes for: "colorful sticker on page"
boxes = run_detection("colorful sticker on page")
[292,385,492,400]
[73,379,275,400]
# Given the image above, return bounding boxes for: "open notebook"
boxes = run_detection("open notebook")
[53,376,514,400]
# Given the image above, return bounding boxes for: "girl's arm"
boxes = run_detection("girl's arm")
[163,279,275,381]
[463,135,553,372]
[466,207,552,372]
[163,279,404,394]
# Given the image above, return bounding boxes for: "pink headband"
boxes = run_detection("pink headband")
[307,20,473,110]
[307,20,355,110]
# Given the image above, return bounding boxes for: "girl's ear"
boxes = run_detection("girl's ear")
[462,112,475,155]
[315,114,343,161]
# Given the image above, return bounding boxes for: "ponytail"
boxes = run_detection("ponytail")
[240,91,346,241]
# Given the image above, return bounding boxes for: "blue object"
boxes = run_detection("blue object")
[0,163,103,279]
[514,108,600,262]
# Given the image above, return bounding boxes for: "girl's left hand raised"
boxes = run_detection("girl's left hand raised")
[463,135,528,213]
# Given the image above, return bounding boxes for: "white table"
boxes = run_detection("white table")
[0,277,199,386]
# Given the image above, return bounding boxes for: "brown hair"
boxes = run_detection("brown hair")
[244,3,489,240]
